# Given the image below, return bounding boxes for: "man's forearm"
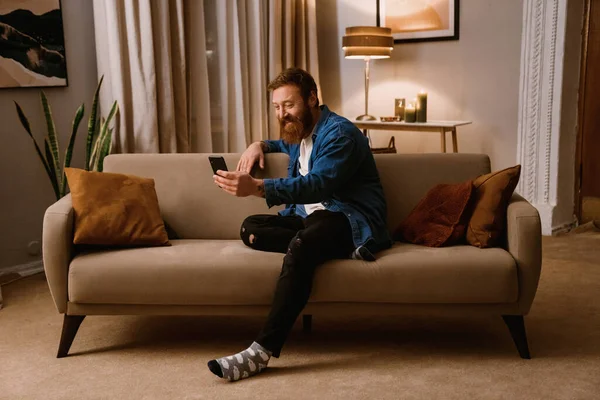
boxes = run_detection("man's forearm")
[258,141,269,153]
[259,139,287,154]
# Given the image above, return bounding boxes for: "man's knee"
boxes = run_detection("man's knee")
[284,234,310,264]
[282,234,322,280]
[240,218,258,247]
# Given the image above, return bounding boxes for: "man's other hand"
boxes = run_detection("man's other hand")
[213,170,265,198]
[236,142,265,173]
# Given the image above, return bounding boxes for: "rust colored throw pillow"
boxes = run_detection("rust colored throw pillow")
[394,180,474,247]
[466,165,521,248]
[64,168,170,247]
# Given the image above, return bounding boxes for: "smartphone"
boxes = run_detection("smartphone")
[208,156,228,175]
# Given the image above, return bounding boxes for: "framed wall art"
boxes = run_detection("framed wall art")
[0,0,68,88]
[376,0,459,44]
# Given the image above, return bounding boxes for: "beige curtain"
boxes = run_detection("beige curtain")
[267,0,321,140]
[93,0,319,154]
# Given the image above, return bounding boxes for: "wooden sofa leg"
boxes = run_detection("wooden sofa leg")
[502,315,531,359]
[57,315,86,358]
[302,315,312,333]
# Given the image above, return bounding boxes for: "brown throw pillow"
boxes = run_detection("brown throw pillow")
[64,168,170,247]
[466,165,521,248]
[394,179,474,247]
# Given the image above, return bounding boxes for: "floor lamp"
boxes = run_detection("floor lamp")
[342,26,393,121]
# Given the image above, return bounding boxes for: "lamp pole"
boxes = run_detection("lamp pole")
[357,57,376,121]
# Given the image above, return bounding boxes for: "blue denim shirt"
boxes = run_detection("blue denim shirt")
[262,105,393,256]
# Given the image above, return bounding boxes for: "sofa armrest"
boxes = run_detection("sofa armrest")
[506,193,542,315]
[42,194,74,314]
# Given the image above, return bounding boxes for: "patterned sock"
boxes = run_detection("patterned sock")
[208,341,272,381]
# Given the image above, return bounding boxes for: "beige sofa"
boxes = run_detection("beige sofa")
[43,153,542,359]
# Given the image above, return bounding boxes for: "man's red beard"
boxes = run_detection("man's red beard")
[279,106,314,145]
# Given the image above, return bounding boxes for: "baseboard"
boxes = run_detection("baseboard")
[0,260,44,285]
[552,219,578,235]
[0,260,43,310]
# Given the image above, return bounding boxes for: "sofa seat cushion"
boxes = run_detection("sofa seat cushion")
[68,240,518,306]
[310,243,518,304]
[69,240,283,306]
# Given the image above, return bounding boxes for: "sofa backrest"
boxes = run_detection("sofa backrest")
[103,153,490,239]
[375,153,490,232]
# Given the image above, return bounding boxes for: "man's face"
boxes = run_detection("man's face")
[272,85,315,145]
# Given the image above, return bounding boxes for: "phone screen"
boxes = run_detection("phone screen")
[209,156,228,174]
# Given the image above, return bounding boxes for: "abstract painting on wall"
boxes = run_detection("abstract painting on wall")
[377,0,459,44]
[0,0,68,88]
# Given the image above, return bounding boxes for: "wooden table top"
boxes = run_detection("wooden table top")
[352,120,472,128]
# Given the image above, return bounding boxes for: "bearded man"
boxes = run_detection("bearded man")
[208,67,392,381]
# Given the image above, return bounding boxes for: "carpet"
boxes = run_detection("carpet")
[581,196,600,224]
[0,235,599,399]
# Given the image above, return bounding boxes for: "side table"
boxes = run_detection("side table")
[352,120,473,153]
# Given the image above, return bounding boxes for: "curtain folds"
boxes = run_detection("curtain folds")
[93,0,320,154]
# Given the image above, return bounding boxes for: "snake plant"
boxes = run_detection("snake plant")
[87,75,119,173]
[14,75,119,200]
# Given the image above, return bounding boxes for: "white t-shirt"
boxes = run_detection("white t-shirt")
[298,134,326,216]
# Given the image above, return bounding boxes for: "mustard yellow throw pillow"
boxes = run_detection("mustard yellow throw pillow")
[64,168,170,247]
[466,165,521,248]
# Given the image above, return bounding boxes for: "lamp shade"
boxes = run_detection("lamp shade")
[342,26,393,59]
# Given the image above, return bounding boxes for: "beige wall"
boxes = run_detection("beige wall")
[0,0,97,270]
[317,0,524,171]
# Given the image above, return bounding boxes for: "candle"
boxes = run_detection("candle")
[404,102,416,123]
[394,98,405,119]
[416,90,427,122]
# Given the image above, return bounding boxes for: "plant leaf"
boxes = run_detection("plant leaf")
[91,116,108,171]
[61,104,85,197]
[14,101,57,199]
[86,75,104,171]
[89,121,103,171]
[97,136,110,172]
[15,100,33,134]
[96,101,119,172]
[44,138,61,200]
[40,91,62,191]
[98,125,115,172]
[88,118,100,170]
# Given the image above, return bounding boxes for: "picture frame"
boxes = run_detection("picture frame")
[376,0,460,44]
[0,0,69,89]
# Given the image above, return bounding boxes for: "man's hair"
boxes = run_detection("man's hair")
[267,67,319,108]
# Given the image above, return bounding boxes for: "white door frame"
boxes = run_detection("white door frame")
[516,0,578,235]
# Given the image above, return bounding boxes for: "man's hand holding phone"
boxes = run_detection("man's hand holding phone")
[213,170,265,198]
[209,155,265,198]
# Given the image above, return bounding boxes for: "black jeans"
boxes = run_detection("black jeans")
[240,210,355,357]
